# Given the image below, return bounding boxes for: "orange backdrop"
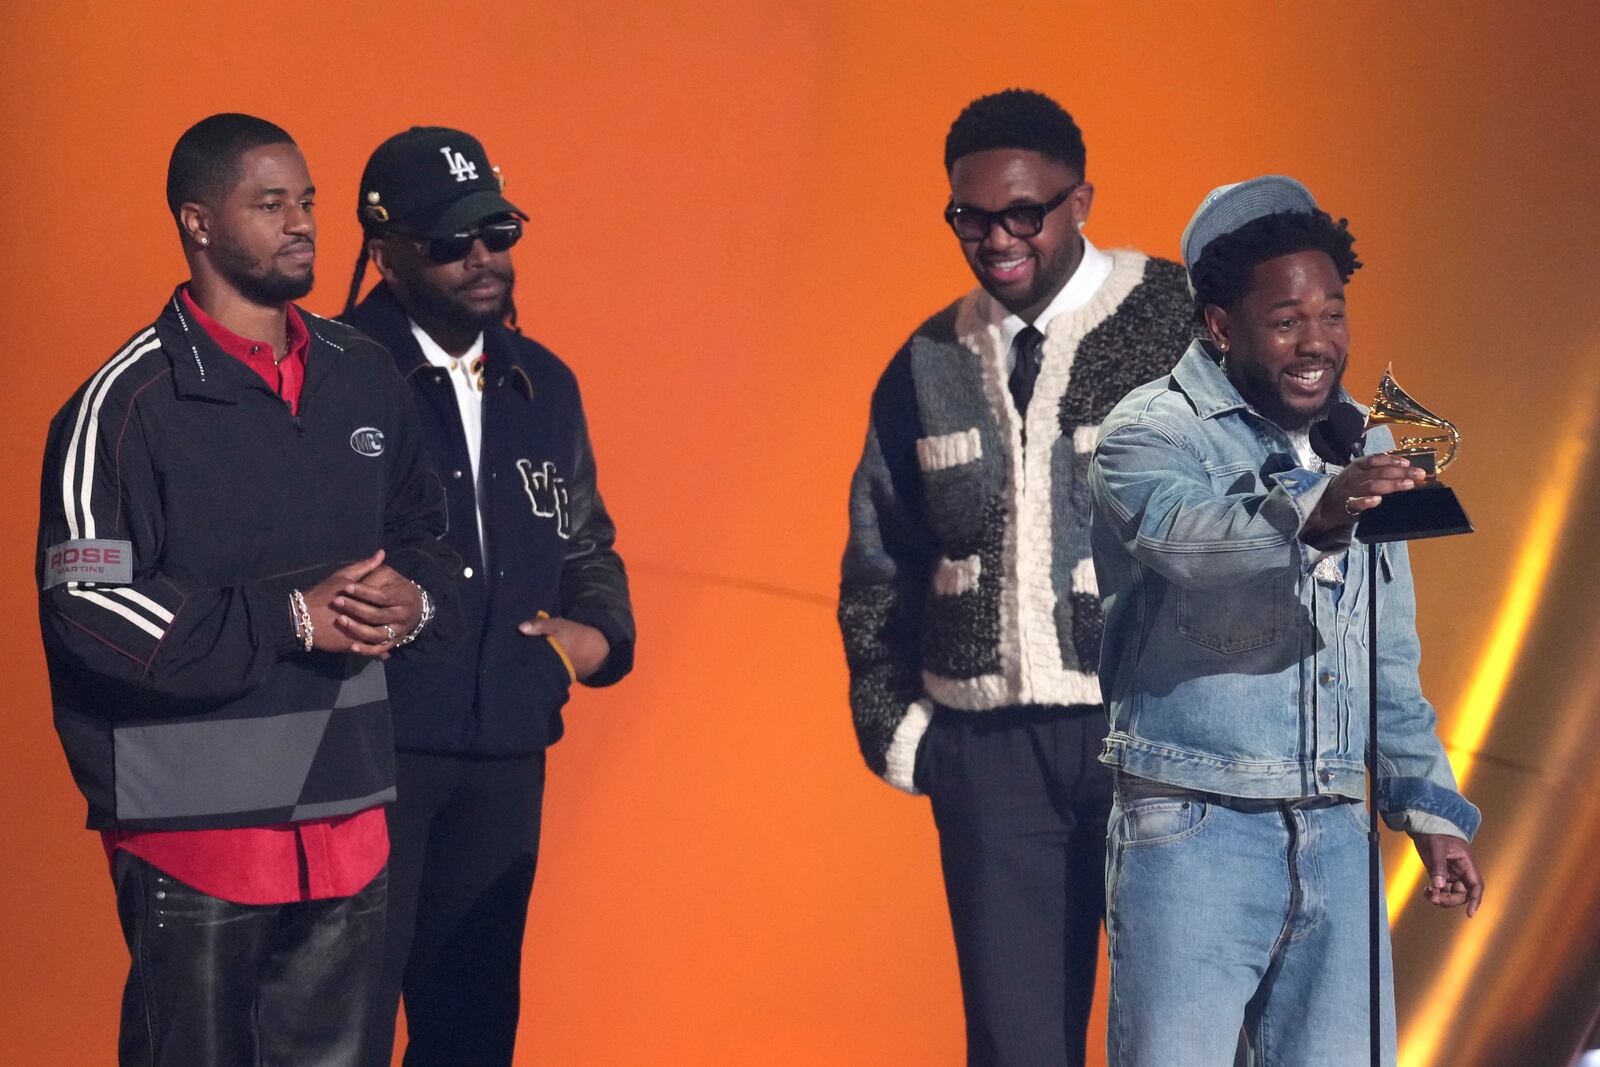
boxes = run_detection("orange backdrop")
[2,3,1598,1065]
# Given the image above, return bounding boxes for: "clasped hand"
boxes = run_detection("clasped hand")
[301,550,423,658]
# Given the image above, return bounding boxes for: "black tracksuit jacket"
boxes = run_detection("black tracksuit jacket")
[37,287,459,830]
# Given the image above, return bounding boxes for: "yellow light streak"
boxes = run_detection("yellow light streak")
[1391,386,1594,1067]
[1385,431,1586,930]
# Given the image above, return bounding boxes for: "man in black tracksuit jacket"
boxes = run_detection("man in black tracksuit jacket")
[343,127,635,1067]
[37,114,459,1066]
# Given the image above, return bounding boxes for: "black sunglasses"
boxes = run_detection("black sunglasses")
[944,183,1080,241]
[415,218,523,264]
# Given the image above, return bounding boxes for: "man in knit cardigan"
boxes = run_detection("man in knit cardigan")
[838,89,1194,1066]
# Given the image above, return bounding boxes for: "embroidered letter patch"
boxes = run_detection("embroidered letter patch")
[349,427,386,457]
[440,146,479,182]
[44,539,134,588]
[515,459,571,539]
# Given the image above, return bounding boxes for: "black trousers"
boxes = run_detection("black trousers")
[362,749,546,1067]
[918,705,1114,1067]
[113,849,386,1067]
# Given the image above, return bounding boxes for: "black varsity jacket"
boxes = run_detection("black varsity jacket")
[344,283,634,755]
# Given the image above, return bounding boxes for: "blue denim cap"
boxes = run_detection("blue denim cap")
[1181,175,1318,289]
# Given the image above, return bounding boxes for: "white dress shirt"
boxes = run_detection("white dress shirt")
[410,320,489,564]
[982,236,1115,372]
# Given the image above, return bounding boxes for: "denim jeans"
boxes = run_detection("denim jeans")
[1105,774,1396,1066]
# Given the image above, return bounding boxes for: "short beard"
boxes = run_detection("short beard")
[1228,356,1346,432]
[409,270,515,334]
[210,232,315,305]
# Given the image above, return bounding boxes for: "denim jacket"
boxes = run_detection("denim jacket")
[1088,342,1480,839]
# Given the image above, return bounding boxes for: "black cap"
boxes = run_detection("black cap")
[358,126,526,237]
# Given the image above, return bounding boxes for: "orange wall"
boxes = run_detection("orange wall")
[2,3,1597,1064]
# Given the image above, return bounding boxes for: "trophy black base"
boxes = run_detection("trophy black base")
[1355,484,1474,543]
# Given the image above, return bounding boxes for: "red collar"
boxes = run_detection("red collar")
[180,286,310,364]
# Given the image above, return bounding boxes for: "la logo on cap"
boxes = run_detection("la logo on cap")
[441,146,478,183]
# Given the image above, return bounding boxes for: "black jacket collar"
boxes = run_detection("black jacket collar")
[154,284,348,406]
[348,283,534,399]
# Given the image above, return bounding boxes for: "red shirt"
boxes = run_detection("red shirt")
[101,287,387,904]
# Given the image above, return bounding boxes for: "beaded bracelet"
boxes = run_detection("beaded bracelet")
[289,589,314,653]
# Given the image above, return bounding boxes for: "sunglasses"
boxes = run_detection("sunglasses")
[944,184,1080,241]
[414,218,523,264]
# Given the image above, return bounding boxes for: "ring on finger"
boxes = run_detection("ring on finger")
[1343,496,1363,517]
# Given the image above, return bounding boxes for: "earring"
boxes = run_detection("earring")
[198,236,209,246]
[1076,219,1086,232]
[1219,342,1229,352]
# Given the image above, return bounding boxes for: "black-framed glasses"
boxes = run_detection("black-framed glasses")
[943,183,1079,241]
[416,218,523,264]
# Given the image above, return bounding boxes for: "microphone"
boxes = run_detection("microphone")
[1309,402,1366,465]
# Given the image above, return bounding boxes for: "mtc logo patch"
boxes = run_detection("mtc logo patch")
[43,539,134,588]
[516,459,571,540]
[350,427,386,457]
[440,146,478,183]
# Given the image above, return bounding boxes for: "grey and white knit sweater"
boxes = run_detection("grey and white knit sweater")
[839,250,1194,792]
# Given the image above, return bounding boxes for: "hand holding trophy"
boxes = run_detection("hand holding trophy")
[1353,365,1474,543]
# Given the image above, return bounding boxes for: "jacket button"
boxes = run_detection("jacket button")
[463,566,475,579]
[1320,671,1336,685]
[452,469,463,479]
[1319,769,1334,784]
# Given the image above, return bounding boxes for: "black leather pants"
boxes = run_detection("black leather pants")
[113,849,387,1067]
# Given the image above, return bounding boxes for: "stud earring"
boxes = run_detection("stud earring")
[1076,219,1086,232]
[199,236,209,246]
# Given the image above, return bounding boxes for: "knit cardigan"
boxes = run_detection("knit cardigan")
[839,250,1194,792]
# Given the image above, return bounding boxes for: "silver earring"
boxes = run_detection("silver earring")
[1075,219,1086,232]
[199,236,209,246]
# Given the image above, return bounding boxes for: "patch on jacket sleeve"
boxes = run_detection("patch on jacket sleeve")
[932,555,981,596]
[43,539,134,588]
[1070,556,1098,596]
[915,428,982,472]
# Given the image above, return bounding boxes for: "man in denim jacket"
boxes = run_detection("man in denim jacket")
[1088,176,1483,1065]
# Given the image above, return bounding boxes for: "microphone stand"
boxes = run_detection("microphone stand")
[1367,539,1381,1067]
[1316,401,1472,1067]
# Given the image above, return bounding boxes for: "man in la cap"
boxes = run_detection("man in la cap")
[1088,175,1483,1064]
[838,89,1193,1066]
[343,126,634,1067]
[37,112,456,1066]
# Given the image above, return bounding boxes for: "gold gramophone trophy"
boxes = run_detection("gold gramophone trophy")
[1355,365,1474,543]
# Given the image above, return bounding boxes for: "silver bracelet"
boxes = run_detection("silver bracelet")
[391,582,434,648]
[289,589,314,653]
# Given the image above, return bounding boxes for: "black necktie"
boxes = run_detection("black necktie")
[1008,326,1046,416]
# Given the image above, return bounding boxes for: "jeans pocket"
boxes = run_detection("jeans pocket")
[1120,796,1212,849]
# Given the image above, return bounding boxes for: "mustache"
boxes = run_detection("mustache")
[458,267,513,291]
[279,237,315,253]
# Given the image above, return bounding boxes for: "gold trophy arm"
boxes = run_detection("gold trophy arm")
[1364,367,1463,472]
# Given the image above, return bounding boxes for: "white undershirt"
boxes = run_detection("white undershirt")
[410,320,488,563]
[1287,427,1349,585]
[985,237,1114,371]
